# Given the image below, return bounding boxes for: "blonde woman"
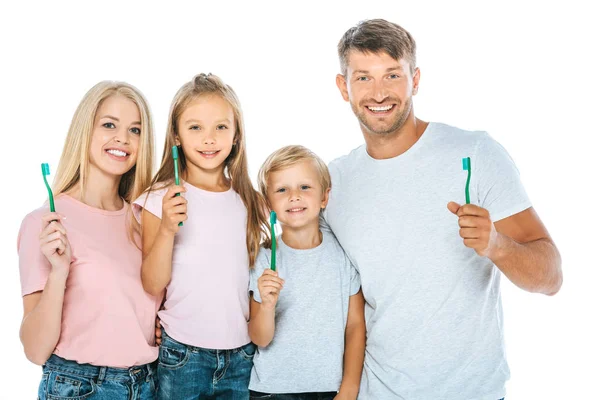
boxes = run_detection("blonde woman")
[17,81,161,399]
[133,73,268,399]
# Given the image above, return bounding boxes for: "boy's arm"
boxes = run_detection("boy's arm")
[337,289,366,399]
[248,297,276,347]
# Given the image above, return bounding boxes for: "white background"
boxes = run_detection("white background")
[1,1,598,398]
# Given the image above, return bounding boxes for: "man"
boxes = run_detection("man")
[323,19,562,399]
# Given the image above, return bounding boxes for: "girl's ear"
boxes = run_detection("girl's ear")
[175,136,181,146]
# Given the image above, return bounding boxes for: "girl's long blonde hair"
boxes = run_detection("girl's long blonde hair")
[52,81,155,242]
[149,73,268,267]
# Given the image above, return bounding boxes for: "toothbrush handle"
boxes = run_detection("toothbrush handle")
[174,160,183,226]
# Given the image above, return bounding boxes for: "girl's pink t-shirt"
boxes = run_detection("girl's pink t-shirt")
[17,195,161,368]
[133,182,251,350]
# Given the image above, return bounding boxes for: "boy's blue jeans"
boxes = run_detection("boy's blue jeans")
[157,328,255,400]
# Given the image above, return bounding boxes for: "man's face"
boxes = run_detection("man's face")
[336,50,420,136]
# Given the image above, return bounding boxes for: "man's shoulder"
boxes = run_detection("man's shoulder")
[432,121,490,143]
[328,144,366,175]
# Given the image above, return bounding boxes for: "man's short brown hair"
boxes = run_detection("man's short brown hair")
[338,19,417,76]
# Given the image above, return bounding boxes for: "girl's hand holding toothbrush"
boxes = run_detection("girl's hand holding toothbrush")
[160,185,187,235]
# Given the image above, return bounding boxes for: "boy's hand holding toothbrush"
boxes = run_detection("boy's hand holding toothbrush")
[39,212,72,276]
[160,185,187,235]
[257,269,285,310]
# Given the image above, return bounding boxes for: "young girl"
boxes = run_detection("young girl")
[248,145,366,400]
[17,81,160,399]
[134,73,268,399]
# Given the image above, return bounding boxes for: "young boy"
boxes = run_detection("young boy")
[248,145,366,400]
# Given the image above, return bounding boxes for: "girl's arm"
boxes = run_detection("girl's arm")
[20,213,71,365]
[337,289,366,399]
[248,269,284,347]
[140,185,186,296]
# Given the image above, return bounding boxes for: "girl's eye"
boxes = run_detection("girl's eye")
[130,127,141,135]
[103,122,116,129]
[217,124,228,130]
[276,188,286,193]
[189,125,200,131]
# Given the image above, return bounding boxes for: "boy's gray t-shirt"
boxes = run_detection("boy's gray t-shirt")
[248,231,361,393]
[323,122,531,400]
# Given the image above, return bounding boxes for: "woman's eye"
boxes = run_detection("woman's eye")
[130,127,141,135]
[102,122,116,129]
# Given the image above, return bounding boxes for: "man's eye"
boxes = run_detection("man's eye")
[358,76,369,81]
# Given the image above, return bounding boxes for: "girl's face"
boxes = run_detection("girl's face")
[88,95,141,179]
[176,95,236,175]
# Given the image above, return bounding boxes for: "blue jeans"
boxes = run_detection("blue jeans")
[249,391,337,400]
[157,329,255,400]
[38,354,157,399]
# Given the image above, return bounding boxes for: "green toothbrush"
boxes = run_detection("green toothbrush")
[270,211,277,271]
[41,163,55,212]
[172,146,183,227]
[462,157,472,204]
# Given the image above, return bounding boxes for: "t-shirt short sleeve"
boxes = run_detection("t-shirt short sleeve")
[346,255,361,296]
[17,213,52,297]
[474,133,532,222]
[132,188,167,223]
[249,249,270,303]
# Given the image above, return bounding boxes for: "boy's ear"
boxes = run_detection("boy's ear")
[321,187,331,209]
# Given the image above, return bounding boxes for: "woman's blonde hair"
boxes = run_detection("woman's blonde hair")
[52,81,155,242]
[257,145,331,249]
[148,73,268,267]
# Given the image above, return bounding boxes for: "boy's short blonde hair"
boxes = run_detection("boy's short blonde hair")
[257,145,331,200]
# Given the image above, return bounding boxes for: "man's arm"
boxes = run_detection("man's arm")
[448,203,562,296]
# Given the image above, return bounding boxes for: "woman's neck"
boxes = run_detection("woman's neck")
[67,166,123,210]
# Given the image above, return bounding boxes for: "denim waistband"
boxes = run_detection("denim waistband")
[43,354,156,384]
[162,328,253,355]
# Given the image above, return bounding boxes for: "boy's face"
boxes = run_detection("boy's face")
[266,160,330,231]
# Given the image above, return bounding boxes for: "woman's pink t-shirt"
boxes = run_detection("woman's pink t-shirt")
[133,182,251,350]
[17,195,160,368]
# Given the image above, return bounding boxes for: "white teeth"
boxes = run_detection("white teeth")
[288,208,305,212]
[201,151,218,155]
[368,105,393,111]
[107,149,127,157]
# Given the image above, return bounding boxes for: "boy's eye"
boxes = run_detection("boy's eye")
[217,124,228,130]
[301,185,310,190]
[130,127,141,135]
[102,122,116,129]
